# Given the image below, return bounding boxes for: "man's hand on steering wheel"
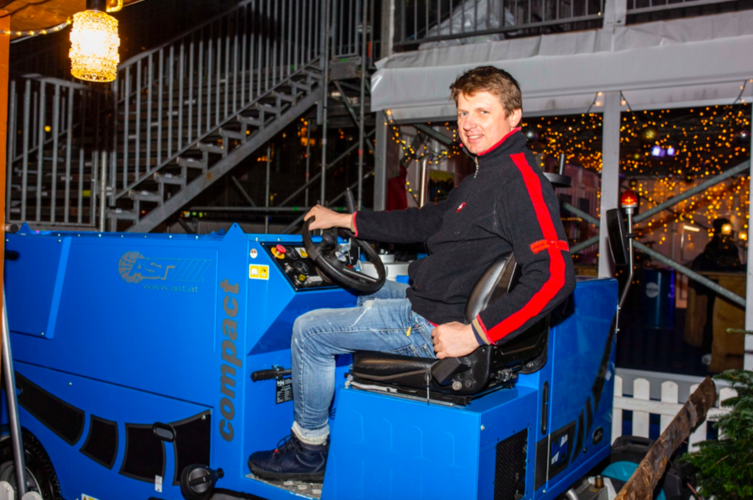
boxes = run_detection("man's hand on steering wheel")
[304,205,353,232]
[432,322,480,359]
[302,206,386,294]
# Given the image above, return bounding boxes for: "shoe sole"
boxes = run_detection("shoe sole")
[249,463,325,483]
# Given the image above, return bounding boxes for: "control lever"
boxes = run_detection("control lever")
[343,188,359,264]
[344,187,357,214]
[251,367,292,382]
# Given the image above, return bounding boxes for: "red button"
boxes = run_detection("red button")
[275,244,287,254]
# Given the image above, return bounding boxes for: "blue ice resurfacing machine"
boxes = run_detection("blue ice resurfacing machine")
[2,223,618,500]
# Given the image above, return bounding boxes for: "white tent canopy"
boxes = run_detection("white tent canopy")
[372,10,753,120]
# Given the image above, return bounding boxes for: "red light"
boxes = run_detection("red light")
[620,190,638,209]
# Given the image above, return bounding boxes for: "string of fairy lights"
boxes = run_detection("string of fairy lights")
[389,99,752,248]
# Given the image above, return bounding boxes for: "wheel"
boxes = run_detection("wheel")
[302,218,386,294]
[606,435,696,500]
[0,430,62,500]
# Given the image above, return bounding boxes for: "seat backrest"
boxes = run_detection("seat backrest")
[465,252,518,323]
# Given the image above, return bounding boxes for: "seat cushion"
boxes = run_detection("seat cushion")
[351,351,435,389]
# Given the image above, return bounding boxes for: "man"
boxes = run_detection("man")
[248,66,576,482]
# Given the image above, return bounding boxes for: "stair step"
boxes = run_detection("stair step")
[272,91,296,103]
[289,81,312,92]
[108,208,139,221]
[197,142,225,154]
[177,156,208,170]
[251,102,281,116]
[220,127,248,141]
[154,172,186,186]
[129,190,163,203]
[237,113,265,127]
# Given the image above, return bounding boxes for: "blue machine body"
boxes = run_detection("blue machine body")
[2,224,618,500]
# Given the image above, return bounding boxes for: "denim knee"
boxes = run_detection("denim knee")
[292,309,325,349]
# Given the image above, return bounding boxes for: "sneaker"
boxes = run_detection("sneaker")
[248,434,329,482]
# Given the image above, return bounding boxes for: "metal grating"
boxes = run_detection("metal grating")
[494,429,528,500]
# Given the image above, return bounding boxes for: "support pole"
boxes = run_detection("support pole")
[746,113,753,370]
[99,151,107,232]
[320,0,331,206]
[2,289,27,496]
[373,111,388,211]
[598,92,621,278]
[570,235,600,255]
[634,240,746,307]
[357,0,368,210]
[635,160,750,223]
[265,146,271,234]
[0,19,22,488]
[305,118,311,207]
[231,176,256,207]
[615,377,716,500]
[380,0,394,60]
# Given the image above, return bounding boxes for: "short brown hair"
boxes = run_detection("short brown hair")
[449,66,522,116]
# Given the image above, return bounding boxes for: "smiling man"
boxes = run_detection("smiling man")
[247,66,576,482]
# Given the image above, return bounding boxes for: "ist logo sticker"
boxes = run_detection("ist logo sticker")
[118,251,212,284]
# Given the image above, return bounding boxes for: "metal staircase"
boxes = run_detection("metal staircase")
[108,0,326,232]
[5,0,376,232]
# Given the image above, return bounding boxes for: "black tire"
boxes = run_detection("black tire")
[0,430,62,500]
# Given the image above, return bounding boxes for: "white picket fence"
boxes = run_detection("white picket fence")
[612,368,736,452]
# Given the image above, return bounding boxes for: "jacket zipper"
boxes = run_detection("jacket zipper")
[474,157,479,178]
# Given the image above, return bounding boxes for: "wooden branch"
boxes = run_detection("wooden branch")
[615,376,717,500]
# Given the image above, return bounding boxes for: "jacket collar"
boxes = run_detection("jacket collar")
[461,128,526,164]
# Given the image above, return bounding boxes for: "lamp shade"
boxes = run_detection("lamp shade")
[69,9,120,82]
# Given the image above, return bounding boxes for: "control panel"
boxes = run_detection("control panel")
[262,243,337,291]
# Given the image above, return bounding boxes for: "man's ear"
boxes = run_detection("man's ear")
[510,108,523,129]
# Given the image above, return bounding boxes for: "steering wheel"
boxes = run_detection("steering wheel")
[302,218,386,294]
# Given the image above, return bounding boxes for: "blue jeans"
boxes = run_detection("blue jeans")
[291,280,436,443]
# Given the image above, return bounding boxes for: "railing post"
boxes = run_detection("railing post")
[603,0,627,31]
[373,111,388,211]
[320,0,331,205]
[598,91,621,278]
[380,0,394,59]
[746,116,753,370]
[612,375,623,444]
[99,151,107,232]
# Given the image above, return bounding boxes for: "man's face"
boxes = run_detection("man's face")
[457,91,521,155]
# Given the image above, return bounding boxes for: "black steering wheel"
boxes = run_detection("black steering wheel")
[302,218,386,294]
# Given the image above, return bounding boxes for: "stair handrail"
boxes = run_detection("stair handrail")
[112,59,322,200]
[117,0,255,71]
[111,0,326,202]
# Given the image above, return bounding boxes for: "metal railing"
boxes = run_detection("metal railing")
[111,0,324,201]
[6,73,109,227]
[395,0,604,48]
[332,0,373,58]
[626,0,744,15]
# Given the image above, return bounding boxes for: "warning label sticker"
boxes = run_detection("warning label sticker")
[276,378,293,404]
[249,264,269,280]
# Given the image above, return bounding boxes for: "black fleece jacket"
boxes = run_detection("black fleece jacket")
[354,130,575,345]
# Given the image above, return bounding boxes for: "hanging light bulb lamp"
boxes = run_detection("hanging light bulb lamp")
[69,0,121,82]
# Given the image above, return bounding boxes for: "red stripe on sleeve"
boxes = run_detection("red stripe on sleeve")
[352,213,359,237]
[481,153,567,343]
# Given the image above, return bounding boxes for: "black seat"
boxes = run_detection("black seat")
[350,252,550,404]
